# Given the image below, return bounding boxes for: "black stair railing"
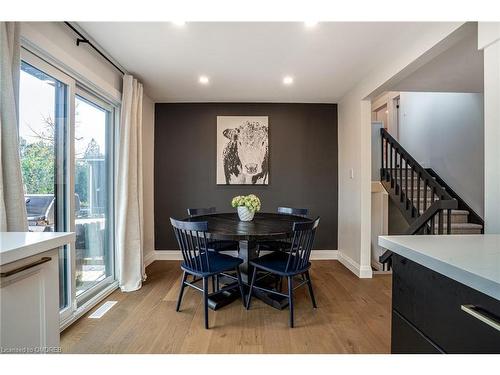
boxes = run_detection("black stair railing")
[379,128,458,268]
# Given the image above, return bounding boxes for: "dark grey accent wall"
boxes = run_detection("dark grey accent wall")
[154,103,338,250]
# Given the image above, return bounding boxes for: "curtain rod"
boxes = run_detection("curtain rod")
[64,22,126,75]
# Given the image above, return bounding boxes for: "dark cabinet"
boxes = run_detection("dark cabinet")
[391,254,500,354]
[392,310,443,353]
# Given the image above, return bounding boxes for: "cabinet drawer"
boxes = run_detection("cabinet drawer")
[0,249,60,351]
[392,310,443,353]
[392,254,500,353]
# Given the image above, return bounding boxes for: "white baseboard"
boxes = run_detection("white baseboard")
[151,249,338,261]
[310,250,338,260]
[148,250,371,278]
[337,251,373,278]
[154,250,183,260]
[144,251,157,266]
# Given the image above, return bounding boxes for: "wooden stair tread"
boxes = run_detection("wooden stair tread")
[435,223,482,229]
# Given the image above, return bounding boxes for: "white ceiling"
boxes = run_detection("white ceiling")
[78,22,461,102]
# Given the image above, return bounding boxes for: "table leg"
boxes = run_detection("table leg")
[207,240,289,311]
[238,240,289,310]
[205,240,255,310]
[238,240,258,283]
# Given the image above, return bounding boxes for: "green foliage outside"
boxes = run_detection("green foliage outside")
[75,160,89,205]
[20,139,55,194]
[20,137,90,206]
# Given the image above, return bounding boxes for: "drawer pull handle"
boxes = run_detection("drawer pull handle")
[461,304,500,332]
[0,257,52,278]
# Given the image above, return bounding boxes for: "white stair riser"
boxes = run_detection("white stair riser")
[432,227,482,234]
[411,212,469,224]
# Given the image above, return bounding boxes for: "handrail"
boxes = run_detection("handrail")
[405,200,456,234]
[426,168,484,232]
[381,128,453,201]
[379,128,459,269]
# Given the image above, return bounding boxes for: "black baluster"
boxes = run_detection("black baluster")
[385,138,389,182]
[416,173,421,216]
[394,149,398,194]
[381,136,385,180]
[438,208,443,234]
[411,168,415,216]
[405,160,409,209]
[423,179,428,212]
[430,188,436,234]
[390,143,394,188]
[447,209,451,234]
[399,153,403,202]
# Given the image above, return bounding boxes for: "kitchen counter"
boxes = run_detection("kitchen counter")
[379,234,500,353]
[0,232,74,266]
[379,235,500,300]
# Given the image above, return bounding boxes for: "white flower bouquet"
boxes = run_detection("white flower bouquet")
[231,194,261,221]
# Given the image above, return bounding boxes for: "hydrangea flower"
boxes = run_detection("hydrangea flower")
[231,194,261,213]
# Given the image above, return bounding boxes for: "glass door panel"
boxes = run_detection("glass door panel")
[74,94,113,300]
[19,61,69,309]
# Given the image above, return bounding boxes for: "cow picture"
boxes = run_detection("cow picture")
[217,116,269,185]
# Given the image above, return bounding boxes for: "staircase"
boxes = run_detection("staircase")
[379,128,483,269]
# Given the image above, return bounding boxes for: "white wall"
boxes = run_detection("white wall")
[337,22,464,278]
[20,22,122,102]
[371,182,388,271]
[398,92,484,217]
[479,23,500,233]
[371,91,400,138]
[142,95,155,263]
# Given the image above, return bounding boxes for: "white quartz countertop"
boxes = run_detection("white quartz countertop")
[0,232,74,266]
[378,235,500,301]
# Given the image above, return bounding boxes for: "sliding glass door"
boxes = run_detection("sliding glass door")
[74,91,115,303]
[18,49,117,325]
[19,59,71,311]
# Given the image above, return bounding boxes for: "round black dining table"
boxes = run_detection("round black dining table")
[185,212,310,310]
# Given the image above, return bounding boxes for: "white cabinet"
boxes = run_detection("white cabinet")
[0,248,60,353]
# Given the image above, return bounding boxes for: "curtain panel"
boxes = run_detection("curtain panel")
[0,22,28,231]
[116,74,145,292]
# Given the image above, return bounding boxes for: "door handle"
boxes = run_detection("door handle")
[461,304,500,332]
[0,257,52,278]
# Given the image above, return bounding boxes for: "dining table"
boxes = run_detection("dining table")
[185,212,310,311]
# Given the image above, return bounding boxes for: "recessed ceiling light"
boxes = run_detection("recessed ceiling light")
[199,75,210,85]
[283,76,294,85]
[172,21,186,26]
[304,21,318,28]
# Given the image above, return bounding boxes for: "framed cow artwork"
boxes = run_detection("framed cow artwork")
[216,116,269,185]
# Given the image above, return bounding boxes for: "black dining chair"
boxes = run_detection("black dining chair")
[171,218,245,329]
[246,217,320,328]
[187,207,239,252]
[258,207,309,253]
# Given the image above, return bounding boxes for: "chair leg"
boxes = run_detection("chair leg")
[203,277,209,329]
[235,267,246,306]
[215,274,220,292]
[176,271,188,312]
[305,270,317,308]
[245,267,257,310]
[274,276,284,292]
[288,276,294,328]
[212,276,216,293]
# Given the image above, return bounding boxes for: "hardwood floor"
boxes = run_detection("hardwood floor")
[61,260,392,354]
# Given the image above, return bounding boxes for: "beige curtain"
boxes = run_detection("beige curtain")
[116,74,145,292]
[0,22,28,232]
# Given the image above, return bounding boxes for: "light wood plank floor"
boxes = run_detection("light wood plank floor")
[61,260,392,354]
